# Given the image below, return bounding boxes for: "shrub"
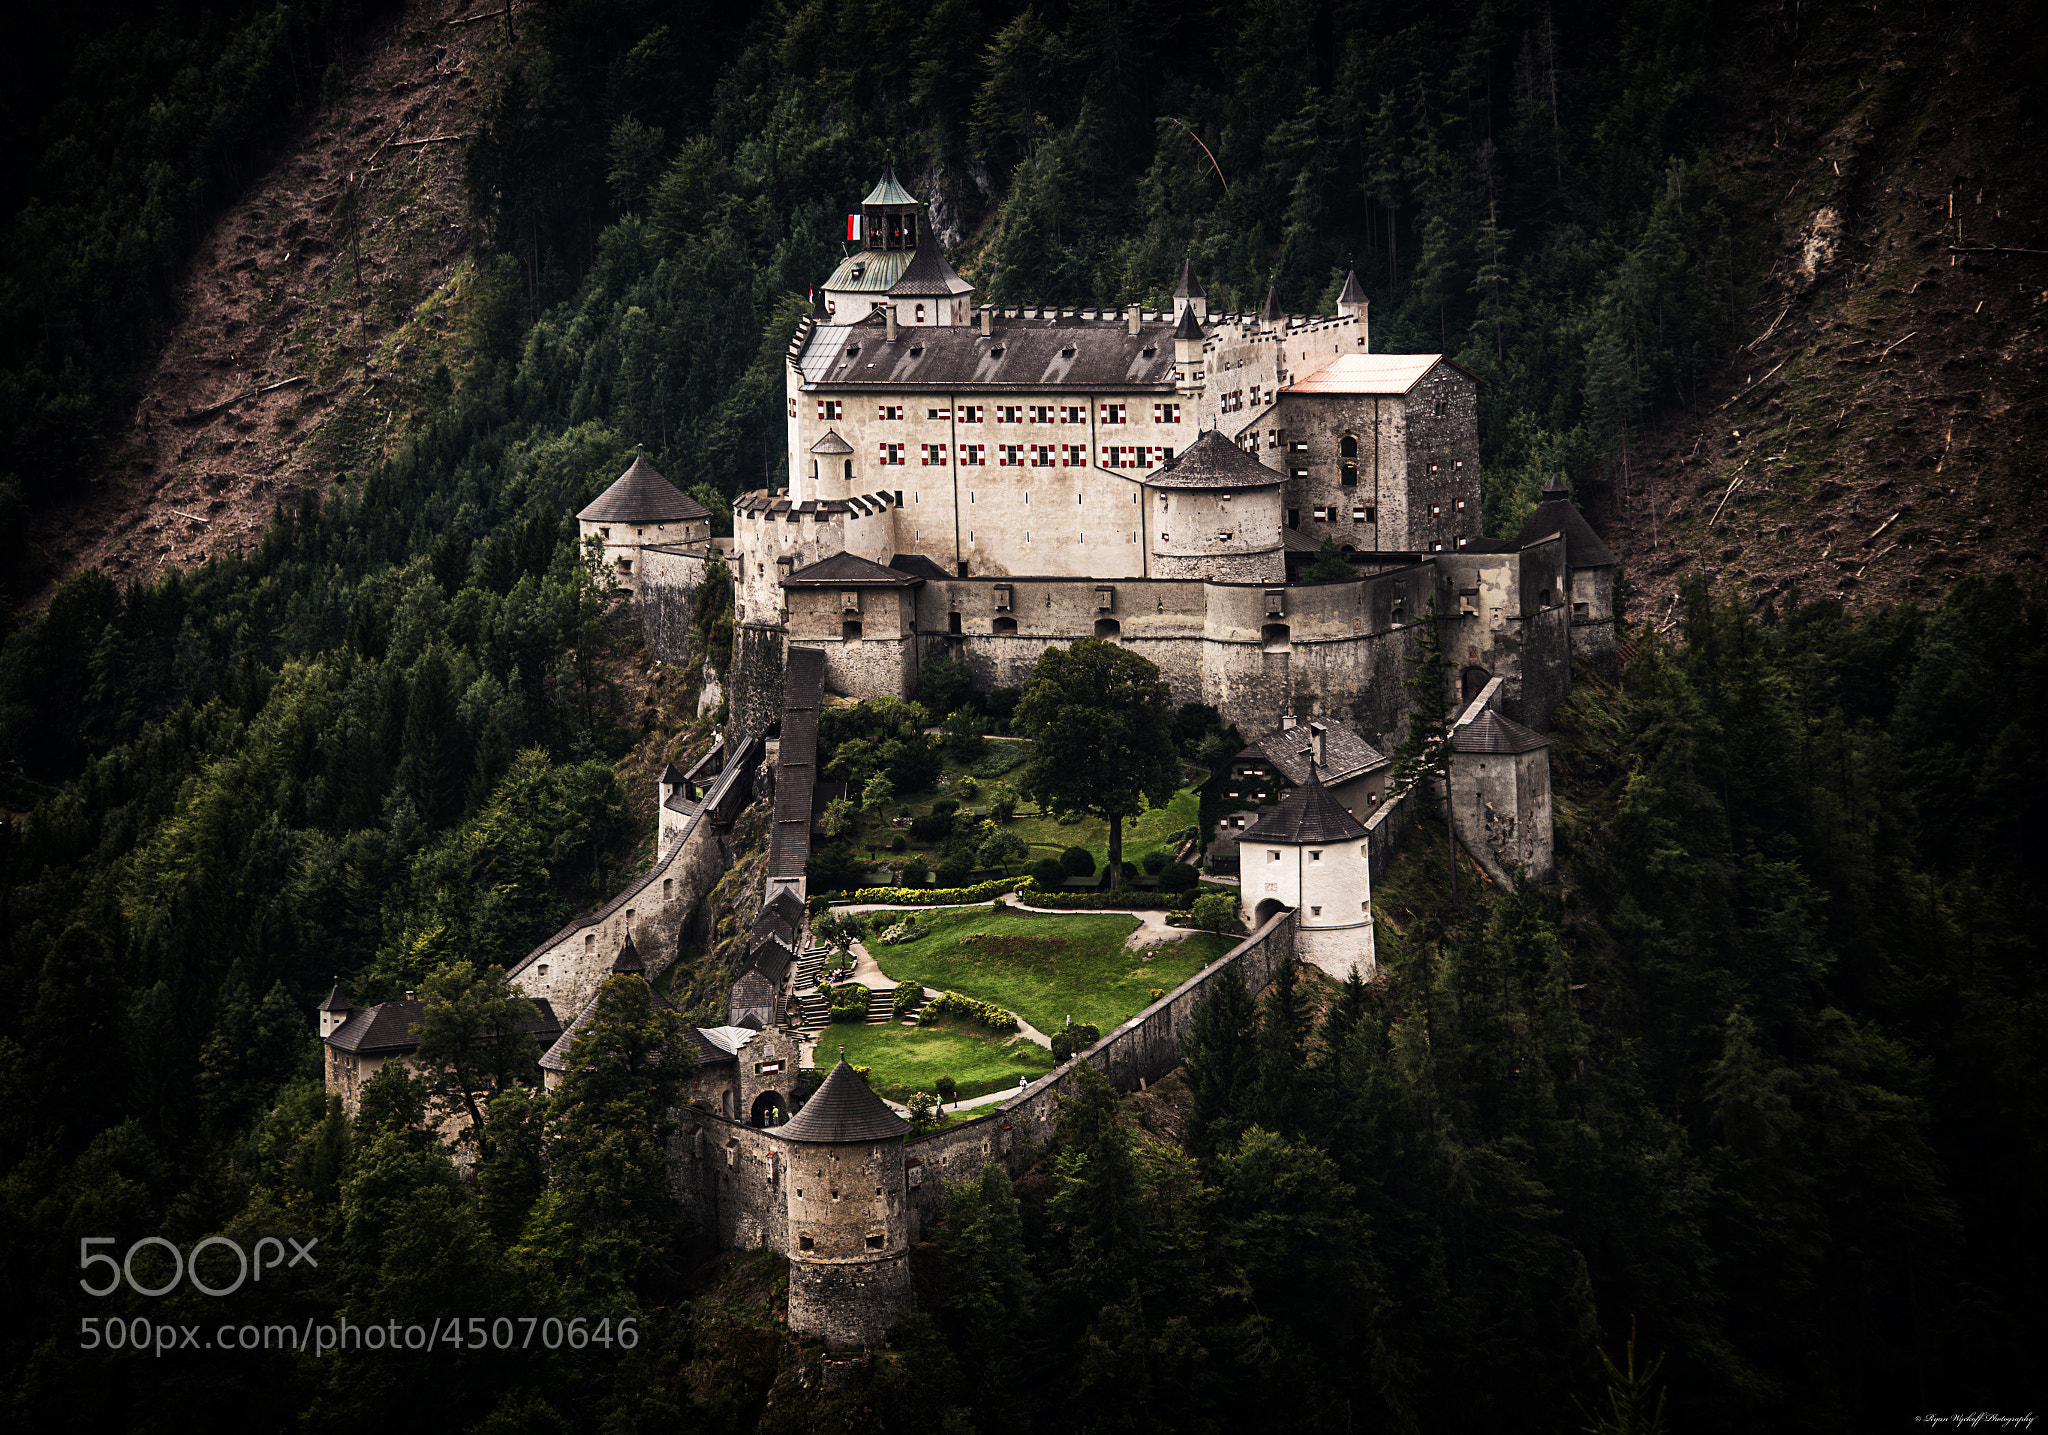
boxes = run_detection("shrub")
[918,989,1020,1032]
[935,1075,958,1104]
[950,775,979,800]
[889,834,908,851]
[1056,809,1088,825]
[933,799,960,818]
[909,810,953,842]
[907,1090,939,1128]
[828,982,870,1023]
[891,981,926,1017]
[1028,856,1064,889]
[1060,846,1097,877]
[1050,1022,1102,1061]
[900,854,932,885]
[874,916,925,947]
[805,841,870,894]
[989,791,1017,823]
[1159,861,1199,893]
[1140,849,1168,876]
[935,852,975,886]
[1190,891,1239,934]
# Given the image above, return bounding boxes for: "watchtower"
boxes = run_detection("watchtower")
[776,1055,914,1348]
[1240,761,1374,984]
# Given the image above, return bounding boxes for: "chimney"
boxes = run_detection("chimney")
[1281,714,1297,731]
[1127,304,1141,337]
[886,304,899,342]
[404,990,415,1003]
[980,306,992,337]
[1309,721,1326,766]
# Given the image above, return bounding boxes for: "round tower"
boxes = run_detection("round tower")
[1143,428,1285,584]
[1240,760,1374,983]
[775,1055,913,1348]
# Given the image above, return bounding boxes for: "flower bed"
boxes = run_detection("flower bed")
[916,989,1021,1033]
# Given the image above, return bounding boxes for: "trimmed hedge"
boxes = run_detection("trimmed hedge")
[847,878,1022,905]
[1016,880,1178,910]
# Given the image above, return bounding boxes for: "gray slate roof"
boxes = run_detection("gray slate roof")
[1514,480,1617,568]
[1173,258,1205,299]
[1337,269,1367,306]
[1260,286,1284,323]
[1143,428,1283,490]
[318,984,355,1013]
[795,316,1178,393]
[327,996,561,1057]
[1173,306,1204,340]
[1451,709,1550,755]
[1241,765,1368,845]
[889,553,953,581]
[1247,722,1389,789]
[888,229,974,297]
[577,453,711,525]
[777,1057,911,1144]
[782,551,923,587]
[809,429,855,455]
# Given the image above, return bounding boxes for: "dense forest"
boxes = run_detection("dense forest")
[1,0,2043,1429]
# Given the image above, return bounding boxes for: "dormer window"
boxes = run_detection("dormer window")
[1141,346,1156,356]
[1061,346,1076,357]
[989,346,1004,357]
[910,344,924,356]
[846,344,860,356]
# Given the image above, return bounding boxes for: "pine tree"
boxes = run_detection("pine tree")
[1183,961,1259,1157]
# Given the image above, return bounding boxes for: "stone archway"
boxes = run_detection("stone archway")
[1461,665,1491,703]
[751,1090,786,1128]
[1253,897,1288,928]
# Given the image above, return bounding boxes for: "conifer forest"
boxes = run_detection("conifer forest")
[0,0,2043,1430]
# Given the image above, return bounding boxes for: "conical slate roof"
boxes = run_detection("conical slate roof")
[1143,427,1280,489]
[862,168,917,206]
[888,227,974,297]
[1260,285,1284,323]
[1172,306,1204,341]
[318,983,355,1013]
[611,932,645,976]
[1337,269,1367,306]
[577,451,711,525]
[777,1057,910,1144]
[1451,709,1550,755]
[809,429,855,455]
[1173,258,1205,299]
[1513,477,1617,568]
[1242,762,1368,845]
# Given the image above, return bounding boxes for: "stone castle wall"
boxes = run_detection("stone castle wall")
[900,908,1296,1236]
[637,545,709,659]
[508,736,757,1021]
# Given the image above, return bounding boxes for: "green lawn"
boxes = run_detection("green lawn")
[863,906,1241,1037]
[824,1015,1054,1104]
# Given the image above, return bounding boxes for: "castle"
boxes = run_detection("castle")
[320,169,1613,1355]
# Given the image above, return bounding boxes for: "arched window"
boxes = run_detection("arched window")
[844,459,854,480]
[1094,618,1121,641]
[1340,434,1358,458]
[1261,623,1292,653]
[993,616,1018,635]
[915,303,926,323]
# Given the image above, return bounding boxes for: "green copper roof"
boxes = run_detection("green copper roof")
[823,249,912,293]
[862,168,918,206]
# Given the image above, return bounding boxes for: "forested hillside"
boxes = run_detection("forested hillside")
[0,0,2043,1430]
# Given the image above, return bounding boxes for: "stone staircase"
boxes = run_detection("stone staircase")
[865,986,898,1024]
[795,989,831,1030]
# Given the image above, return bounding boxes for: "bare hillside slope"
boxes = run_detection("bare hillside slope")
[24,0,514,603]
[1589,0,2048,625]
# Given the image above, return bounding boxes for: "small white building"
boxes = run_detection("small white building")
[1239,762,1375,984]
[576,449,713,599]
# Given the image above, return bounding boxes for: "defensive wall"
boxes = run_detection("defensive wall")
[508,731,761,1022]
[715,535,1572,754]
[661,907,1296,1254]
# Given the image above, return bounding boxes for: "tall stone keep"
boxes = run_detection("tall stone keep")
[775,1056,914,1348]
